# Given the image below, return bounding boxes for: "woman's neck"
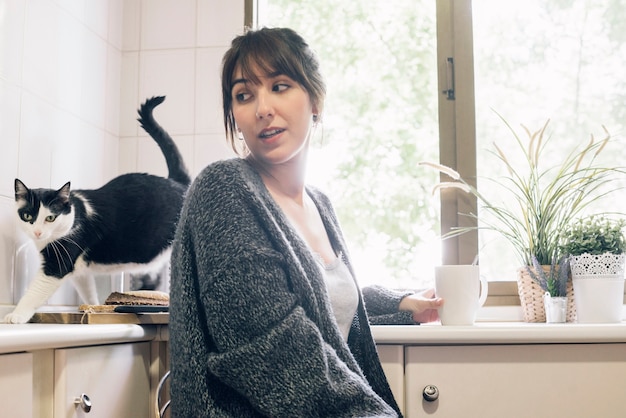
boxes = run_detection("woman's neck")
[247,156,308,204]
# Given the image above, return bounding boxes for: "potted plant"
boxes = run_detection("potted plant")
[559,216,626,323]
[420,116,623,322]
[525,255,570,323]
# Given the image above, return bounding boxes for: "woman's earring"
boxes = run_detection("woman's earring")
[237,129,244,141]
[312,114,319,123]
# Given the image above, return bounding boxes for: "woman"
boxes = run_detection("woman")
[170,27,442,417]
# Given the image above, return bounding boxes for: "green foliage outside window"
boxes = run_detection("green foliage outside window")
[263,0,440,286]
[264,0,626,285]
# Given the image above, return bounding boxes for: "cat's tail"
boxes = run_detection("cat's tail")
[137,96,192,187]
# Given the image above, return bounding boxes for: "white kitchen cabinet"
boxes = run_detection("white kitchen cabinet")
[0,352,33,418]
[405,344,626,418]
[54,342,151,418]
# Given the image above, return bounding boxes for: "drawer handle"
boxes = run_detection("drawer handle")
[74,393,92,413]
[423,385,439,402]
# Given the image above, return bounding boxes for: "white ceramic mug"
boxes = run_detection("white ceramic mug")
[435,265,488,325]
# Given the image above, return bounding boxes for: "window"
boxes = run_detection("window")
[473,0,626,281]
[258,0,442,289]
[251,0,626,289]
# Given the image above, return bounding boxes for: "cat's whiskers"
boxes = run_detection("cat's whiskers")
[62,236,86,254]
[48,241,70,275]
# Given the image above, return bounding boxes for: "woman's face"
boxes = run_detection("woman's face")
[230,65,317,167]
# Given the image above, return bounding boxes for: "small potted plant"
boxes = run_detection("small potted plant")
[559,216,626,323]
[525,255,570,323]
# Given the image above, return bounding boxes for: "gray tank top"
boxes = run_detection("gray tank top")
[314,252,358,340]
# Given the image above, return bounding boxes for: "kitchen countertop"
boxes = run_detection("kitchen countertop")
[3,320,626,355]
[371,321,626,345]
[0,323,158,354]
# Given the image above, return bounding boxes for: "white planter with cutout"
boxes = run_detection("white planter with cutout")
[570,253,625,323]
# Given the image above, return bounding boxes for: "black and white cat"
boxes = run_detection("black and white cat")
[3,96,190,324]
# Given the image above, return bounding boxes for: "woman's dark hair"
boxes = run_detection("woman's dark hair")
[221,27,326,153]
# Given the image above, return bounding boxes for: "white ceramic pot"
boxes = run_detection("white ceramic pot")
[570,253,625,324]
[543,293,567,323]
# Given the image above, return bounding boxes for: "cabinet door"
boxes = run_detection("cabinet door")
[377,344,405,416]
[54,342,150,418]
[405,344,626,418]
[0,352,33,418]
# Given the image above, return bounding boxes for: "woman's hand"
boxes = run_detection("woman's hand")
[398,288,443,323]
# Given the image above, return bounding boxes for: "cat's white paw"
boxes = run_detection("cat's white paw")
[2,312,31,324]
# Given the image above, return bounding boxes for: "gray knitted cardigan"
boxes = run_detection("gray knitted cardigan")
[170,158,413,417]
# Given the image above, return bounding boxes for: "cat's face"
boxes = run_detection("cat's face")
[15,179,75,246]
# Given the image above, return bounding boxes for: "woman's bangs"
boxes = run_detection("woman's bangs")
[238,39,300,85]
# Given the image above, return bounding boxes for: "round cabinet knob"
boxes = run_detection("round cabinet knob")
[74,393,92,413]
[423,385,439,402]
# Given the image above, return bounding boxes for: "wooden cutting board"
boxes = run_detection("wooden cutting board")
[30,305,169,325]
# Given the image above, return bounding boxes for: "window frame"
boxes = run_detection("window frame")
[436,0,478,266]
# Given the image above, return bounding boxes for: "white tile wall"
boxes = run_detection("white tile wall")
[121,0,244,175]
[0,198,17,305]
[0,0,243,311]
[141,0,197,50]
[196,47,228,135]
[120,51,141,136]
[0,82,21,197]
[138,49,196,134]
[0,0,26,85]
[197,0,246,47]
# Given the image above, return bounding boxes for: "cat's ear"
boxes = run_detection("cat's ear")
[14,179,28,201]
[57,182,71,203]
